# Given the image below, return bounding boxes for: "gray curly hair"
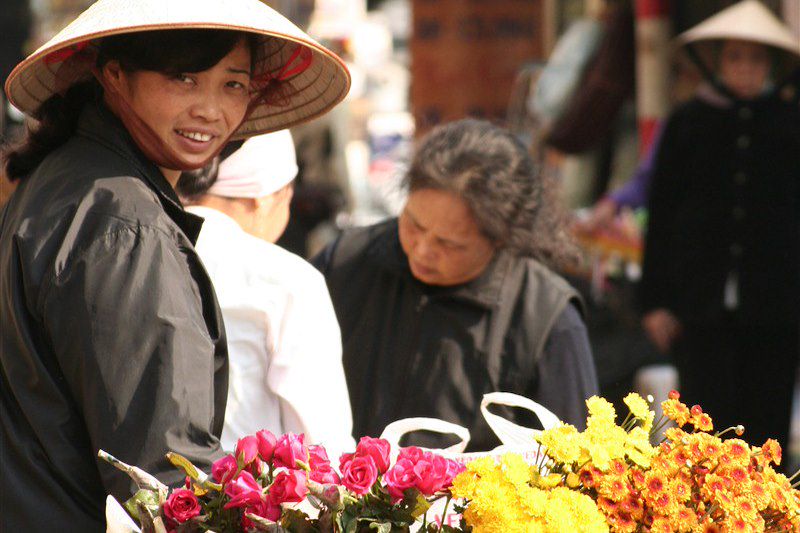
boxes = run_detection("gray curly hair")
[404,119,576,267]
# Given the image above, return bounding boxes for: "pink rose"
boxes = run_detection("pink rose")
[242,499,281,530]
[309,445,340,484]
[383,458,418,501]
[256,429,278,462]
[398,446,425,464]
[212,455,238,484]
[268,469,308,504]
[413,453,450,496]
[355,437,391,473]
[247,456,266,478]
[341,455,379,495]
[339,452,354,473]
[444,459,465,487]
[273,433,309,470]
[236,435,259,465]
[163,489,201,524]
[224,471,263,509]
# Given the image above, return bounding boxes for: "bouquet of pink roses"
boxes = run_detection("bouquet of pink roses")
[102,431,467,533]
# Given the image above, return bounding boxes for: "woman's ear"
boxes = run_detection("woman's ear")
[100,60,126,93]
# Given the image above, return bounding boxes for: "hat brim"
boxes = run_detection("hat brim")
[4,0,350,138]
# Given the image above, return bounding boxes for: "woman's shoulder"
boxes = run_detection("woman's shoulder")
[517,256,584,316]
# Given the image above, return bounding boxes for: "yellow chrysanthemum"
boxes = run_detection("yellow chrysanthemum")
[535,423,582,465]
[586,396,617,426]
[661,398,691,426]
[623,392,654,431]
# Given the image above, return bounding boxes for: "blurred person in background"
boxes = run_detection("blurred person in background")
[178,131,354,459]
[314,119,599,452]
[639,1,800,452]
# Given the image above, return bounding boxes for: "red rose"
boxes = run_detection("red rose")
[256,429,278,462]
[163,489,201,524]
[413,453,449,496]
[212,455,238,484]
[339,452,354,473]
[236,435,259,465]
[268,469,308,504]
[223,471,263,509]
[444,459,465,487]
[355,437,391,473]
[309,445,340,484]
[242,499,281,530]
[398,446,425,464]
[273,433,308,470]
[383,458,418,501]
[341,455,379,495]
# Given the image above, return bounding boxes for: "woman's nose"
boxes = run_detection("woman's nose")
[190,89,224,122]
[414,235,437,261]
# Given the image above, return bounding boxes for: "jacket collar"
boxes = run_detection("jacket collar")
[368,219,514,309]
[75,102,205,244]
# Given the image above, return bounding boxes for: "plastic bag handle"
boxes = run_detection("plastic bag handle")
[380,417,471,454]
[480,392,561,448]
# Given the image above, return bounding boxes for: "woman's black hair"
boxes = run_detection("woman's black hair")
[405,119,578,268]
[176,139,244,203]
[3,29,258,182]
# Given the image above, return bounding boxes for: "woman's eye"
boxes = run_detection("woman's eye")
[175,74,195,85]
[227,81,246,90]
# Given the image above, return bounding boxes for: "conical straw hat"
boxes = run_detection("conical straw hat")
[4,0,351,139]
[676,0,800,59]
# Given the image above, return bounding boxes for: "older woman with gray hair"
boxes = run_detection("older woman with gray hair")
[314,119,598,451]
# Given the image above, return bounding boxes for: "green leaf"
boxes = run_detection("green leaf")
[124,489,160,521]
[409,492,430,519]
[369,522,392,533]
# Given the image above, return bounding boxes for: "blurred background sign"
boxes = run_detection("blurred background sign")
[410,0,545,134]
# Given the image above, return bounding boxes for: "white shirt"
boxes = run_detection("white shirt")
[188,206,354,457]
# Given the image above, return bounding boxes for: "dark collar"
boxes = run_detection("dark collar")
[367,218,515,309]
[75,102,204,244]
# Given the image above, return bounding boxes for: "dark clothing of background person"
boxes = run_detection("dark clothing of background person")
[0,103,229,532]
[314,220,599,452]
[640,90,800,450]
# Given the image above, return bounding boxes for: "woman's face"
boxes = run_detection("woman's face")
[119,39,252,169]
[718,40,771,100]
[398,188,496,286]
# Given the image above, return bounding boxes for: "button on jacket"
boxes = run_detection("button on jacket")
[314,220,599,452]
[640,92,800,326]
[187,206,354,459]
[0,103,228,532]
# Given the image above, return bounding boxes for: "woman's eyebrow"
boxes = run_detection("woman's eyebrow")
[228,68,251,76]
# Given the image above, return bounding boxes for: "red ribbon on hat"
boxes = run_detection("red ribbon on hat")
[44,41,91,65]
[249,44,313,109]
[252,44,313,85]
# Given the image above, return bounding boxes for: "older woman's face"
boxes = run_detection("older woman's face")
[718,40,771,100]
[398,188,496,286]
[119,39,252,168]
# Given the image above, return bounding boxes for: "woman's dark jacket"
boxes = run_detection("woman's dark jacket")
[640,91,800,326]
[314,220,599,452]
[0,104,228,532]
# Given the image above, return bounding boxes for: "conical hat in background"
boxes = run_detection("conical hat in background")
[4,0,351,139]
[676,0,800,59]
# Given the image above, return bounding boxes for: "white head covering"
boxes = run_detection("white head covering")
[208,130,298,198]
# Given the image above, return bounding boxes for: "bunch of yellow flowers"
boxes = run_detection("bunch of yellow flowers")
[453,392,800,532]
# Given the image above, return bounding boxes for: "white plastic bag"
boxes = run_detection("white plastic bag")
[379,392,561,529]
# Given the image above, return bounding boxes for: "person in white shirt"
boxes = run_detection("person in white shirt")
[180,130,354,457]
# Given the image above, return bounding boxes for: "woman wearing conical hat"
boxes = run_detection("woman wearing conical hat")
[640,0,800,454]
[0,0,348,529]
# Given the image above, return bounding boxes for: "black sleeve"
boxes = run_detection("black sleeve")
[41,224,224,500]
[530,303,599,430]
[639,108,690,313]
